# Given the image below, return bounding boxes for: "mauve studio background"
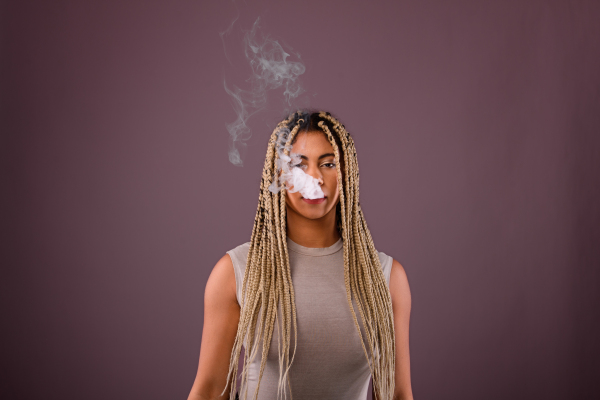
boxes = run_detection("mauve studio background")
[2,0,600,399]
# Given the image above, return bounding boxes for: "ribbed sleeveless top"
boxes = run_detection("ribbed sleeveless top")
[226,236,394,400]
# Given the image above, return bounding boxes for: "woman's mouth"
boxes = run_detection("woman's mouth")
[302,196,326,204]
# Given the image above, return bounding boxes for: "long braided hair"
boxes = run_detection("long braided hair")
[222,110,396,400]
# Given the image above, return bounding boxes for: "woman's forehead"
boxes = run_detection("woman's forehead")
[291,131,332,154]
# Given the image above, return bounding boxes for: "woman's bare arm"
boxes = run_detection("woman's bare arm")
[372,259,414,400]
[187,254,240,400]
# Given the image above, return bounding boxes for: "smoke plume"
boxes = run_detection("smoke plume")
[222,17,305,166]
[268,123,325,200]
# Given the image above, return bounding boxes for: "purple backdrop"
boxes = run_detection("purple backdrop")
[2,1,599,399]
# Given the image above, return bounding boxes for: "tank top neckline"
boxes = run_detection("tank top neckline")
[286,235,343,257]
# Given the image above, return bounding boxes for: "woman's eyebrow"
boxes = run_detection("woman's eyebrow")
[298,153,335,161]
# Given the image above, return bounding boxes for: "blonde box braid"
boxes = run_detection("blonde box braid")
[221,111,396,400]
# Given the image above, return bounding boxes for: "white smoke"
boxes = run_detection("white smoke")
[268,125,325,200]
[222,17,306,166]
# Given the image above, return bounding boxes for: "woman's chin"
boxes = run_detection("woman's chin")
[297,205,329,219]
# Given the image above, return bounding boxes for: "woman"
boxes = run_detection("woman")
[188,111,413,400]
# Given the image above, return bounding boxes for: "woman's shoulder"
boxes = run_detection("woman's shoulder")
[376,250,395,286]
[225,241,251,306]
[226,241,251,265]
[228,241,251,251]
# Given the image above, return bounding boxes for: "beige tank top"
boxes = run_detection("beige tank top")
[226,236,394,400]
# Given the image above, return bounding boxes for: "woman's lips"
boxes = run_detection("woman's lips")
[302,196,326,204]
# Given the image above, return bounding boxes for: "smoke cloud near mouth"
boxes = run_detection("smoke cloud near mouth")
[267,122,325,200]
[221,17,306,167]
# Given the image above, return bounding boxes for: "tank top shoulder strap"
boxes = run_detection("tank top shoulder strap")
[377,251,394,287]
[226,242,251,306]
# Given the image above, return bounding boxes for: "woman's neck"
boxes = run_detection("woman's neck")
[286,206,341,248]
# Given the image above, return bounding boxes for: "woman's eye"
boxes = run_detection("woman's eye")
[292,163,306,169]
[322,163,336,168]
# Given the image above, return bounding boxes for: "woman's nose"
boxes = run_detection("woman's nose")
[306,165,323,185]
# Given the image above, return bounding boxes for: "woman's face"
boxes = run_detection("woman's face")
[284,130,340,221]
